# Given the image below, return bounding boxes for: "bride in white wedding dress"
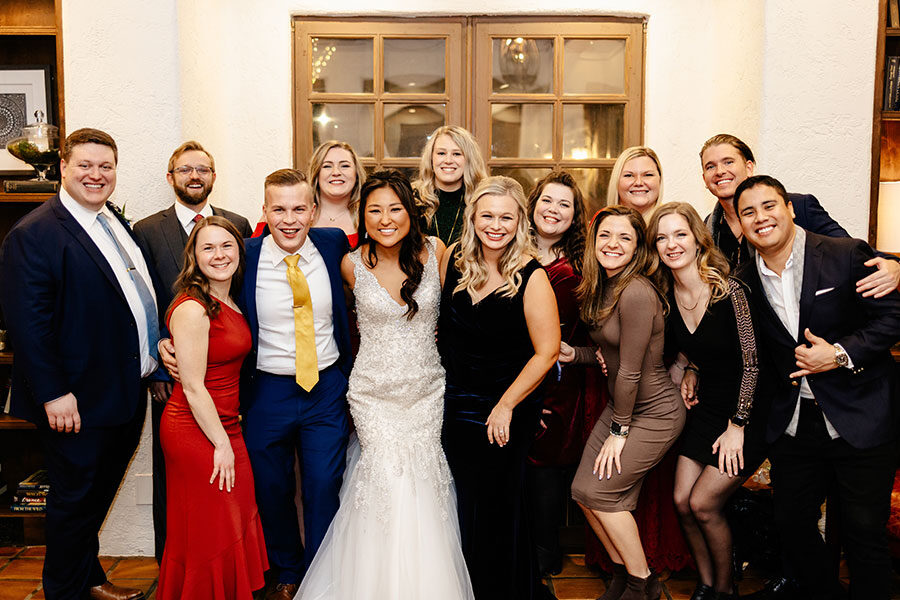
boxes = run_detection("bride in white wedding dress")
[295,171,474,600]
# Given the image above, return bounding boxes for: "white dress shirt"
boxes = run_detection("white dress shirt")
[755,228,839,439]
[174,201,213,236]
[59,189,158,377]
[255,234,340,375]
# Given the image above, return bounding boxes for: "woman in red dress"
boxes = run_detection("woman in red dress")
[157,216,268,599]
[525,171,589,578]
[309,140,367,249]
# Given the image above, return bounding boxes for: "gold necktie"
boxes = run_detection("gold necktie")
[284,254,318,391]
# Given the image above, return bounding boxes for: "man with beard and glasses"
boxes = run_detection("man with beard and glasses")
[133,140,252,563]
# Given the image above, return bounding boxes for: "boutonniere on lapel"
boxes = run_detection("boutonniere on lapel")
[107,201,132,226]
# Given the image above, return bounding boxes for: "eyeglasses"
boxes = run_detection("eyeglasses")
[171,165,214,176]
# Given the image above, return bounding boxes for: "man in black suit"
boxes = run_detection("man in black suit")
[734,175,900,600]
[0,128,158,600]
[132,140,251,563]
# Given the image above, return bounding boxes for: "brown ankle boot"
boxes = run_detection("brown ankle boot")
[597,563,627,600]
[619,570,661,600]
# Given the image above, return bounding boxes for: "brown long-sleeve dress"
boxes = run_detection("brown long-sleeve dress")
[570,275,685,512]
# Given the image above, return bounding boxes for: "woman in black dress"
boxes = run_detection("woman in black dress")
[438,175,560,600]
[413,125,487,245]
[647,202,767,600]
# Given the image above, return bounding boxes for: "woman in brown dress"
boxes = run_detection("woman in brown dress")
[561,206,685,600]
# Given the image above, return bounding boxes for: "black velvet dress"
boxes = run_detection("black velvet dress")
[438,256,543,600]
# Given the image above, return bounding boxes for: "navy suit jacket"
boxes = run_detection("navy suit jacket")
[0,196,157,427]
[737,231,900,449]
[239,227,352,405]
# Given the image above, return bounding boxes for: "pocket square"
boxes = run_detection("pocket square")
[815,287,835,296]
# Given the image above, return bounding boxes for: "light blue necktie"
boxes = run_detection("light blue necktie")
[96,212,159,360]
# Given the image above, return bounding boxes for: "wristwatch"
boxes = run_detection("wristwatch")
[833,344,850,368]
[610,421,629,438]
[730,414,749,428]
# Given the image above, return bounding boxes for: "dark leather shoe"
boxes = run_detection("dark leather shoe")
[690,583,717,600]
[89,582,144,600]
[742,577,800,600]
[265,582,299,600]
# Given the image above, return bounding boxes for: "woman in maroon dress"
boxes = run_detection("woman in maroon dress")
[157,216,268,600]
[309,140,367,248]
[525,171,589,577]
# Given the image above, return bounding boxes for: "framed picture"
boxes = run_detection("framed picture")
[0,65,53,175]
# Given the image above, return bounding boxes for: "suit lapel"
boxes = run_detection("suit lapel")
[798,234,822,335]
[242,237,262,351]
[161,206,187,275]
[309,229,343,302]
[51,197,128,302]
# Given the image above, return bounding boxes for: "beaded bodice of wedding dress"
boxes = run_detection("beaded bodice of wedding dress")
[346,238,452,518]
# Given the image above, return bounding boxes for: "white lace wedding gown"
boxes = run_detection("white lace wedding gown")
[295,240,474,600]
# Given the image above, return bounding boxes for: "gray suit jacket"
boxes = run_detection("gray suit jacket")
[133,203,252,318]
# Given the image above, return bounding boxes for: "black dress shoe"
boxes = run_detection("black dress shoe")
[690,583,717,600]
[742,577,800,600]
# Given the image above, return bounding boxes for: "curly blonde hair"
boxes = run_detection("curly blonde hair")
[645,202,730,310]
[453,176,536,299]
[308,140,367,226]
[413,125,487,223]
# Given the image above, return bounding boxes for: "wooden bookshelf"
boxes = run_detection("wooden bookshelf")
[0,0,61,546]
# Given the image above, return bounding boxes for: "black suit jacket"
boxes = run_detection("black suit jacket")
[0,196,158,427]
[737,231,900,449]
[133,203,252,317]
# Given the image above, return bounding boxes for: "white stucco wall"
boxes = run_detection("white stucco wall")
[60,0,878,556]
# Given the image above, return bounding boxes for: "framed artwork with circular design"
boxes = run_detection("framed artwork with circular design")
[0,65,52,175]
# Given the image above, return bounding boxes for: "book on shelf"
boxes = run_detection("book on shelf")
[10,503,45,513]
[17,469,49,491]
[885,56,900,111]
[892,0,900,28]
[12,493,47,505]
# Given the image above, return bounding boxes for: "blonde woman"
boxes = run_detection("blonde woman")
[606,146,663,221]
[414,125,487,245]
[309,140,367,248]
[438,176,560,600]
[562,206,685,600]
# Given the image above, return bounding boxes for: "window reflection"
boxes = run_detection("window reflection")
[312,103,374,157]
[384,104,446,157]
[384,38,446,93]
[491,104,553,158]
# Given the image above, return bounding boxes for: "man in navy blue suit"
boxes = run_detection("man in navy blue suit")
[0,128,158,600]
[160,168,352,600]
[735,175,900,599]
[700,133,900,298]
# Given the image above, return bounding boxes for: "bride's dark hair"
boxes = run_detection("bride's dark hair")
[357,170,427,320]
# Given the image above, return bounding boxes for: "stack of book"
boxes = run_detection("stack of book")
[10,469,49,513]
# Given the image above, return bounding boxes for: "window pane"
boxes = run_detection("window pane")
[312,103,374,157]
[563,39,626,94]
[384,38,446,93]
[311,38,373,93]
[491,104,553,159]
[562,104,624,160]
[384,104,446,158]
[492,37,553,93]
[490,167,551,198]
[569,167,612,214]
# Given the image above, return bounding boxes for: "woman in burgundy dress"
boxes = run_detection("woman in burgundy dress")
[525,171,589,577]
[157,216,268,599]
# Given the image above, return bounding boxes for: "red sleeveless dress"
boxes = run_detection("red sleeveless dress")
[157,295,268,599]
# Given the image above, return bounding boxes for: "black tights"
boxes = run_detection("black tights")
[673,456,748,594]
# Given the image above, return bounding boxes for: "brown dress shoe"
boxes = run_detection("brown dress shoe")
[265,582,299,600]
[89,581,144,600]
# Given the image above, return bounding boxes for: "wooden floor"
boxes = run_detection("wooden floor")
[0,546,898,599]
